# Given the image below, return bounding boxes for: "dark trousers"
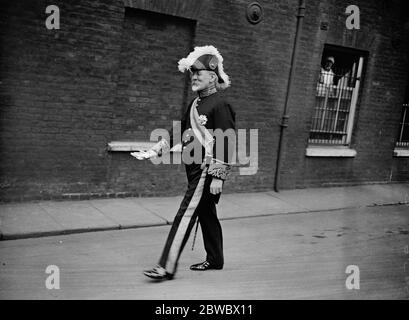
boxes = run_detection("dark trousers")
[158,164,224,275]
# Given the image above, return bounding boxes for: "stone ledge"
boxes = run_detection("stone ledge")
[393,148,409,157]
[107,141,155,152]
[306,146,357,157]
[107,141,182,152]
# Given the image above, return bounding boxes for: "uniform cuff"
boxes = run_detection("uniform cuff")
[208,162,231,181]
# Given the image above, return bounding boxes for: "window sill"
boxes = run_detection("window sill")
[306,146,357,157]
[107,141,182,152]
[107,141,156,152]
[393,148,409,157]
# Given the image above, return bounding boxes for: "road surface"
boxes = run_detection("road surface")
[0,205,408,299]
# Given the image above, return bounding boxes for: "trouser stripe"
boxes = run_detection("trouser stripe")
[165,167,208,274]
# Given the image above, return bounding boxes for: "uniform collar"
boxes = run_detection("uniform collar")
[198,86,217,100]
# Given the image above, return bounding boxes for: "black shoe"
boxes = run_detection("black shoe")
[190,261,223,271]
[143,265,174,280]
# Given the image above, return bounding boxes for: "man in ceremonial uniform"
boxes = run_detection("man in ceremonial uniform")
[131,45,236,280]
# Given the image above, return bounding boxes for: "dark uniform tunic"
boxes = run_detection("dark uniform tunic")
[158,91,236,276]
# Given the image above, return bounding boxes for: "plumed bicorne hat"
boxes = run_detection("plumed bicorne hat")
[178,45,230,90]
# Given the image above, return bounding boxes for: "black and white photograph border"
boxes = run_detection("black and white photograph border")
[0,0,409,307]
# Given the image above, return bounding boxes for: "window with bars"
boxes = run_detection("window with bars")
[396,103,409,148]
[396,77,409,149]
[309,45,366,146]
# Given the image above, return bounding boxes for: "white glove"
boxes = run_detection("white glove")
[130,149,158,160]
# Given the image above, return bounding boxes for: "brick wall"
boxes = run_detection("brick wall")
[107,8,195,196]
[277,0,409,188]
[0,0,126,201]
[0,0,408,202]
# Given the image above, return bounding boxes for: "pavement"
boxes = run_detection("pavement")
[0,182,408,241]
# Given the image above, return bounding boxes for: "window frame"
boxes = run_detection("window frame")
[307,45,367,157]
[394,103,409,157]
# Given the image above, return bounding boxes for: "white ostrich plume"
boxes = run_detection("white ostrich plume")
[178,45,230,89]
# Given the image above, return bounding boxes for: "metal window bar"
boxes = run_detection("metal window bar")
[346,57,363,145]
[309,57,363,145]
[396,103,409,148]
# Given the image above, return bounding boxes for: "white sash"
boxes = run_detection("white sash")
[189,98,214,158]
